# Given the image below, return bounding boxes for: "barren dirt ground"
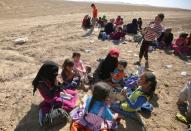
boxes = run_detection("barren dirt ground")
[0,0,191,131]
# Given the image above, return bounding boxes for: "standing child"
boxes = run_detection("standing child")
[89,3,98,34]
[70,82,118,131]
[137,18,143,30]
[135,13,164,69]
[111,60,128,86]
[61,59,80,89]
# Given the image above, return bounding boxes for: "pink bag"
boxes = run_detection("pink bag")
[70,104,115,131]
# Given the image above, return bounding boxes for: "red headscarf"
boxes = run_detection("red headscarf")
[108,48,120,57]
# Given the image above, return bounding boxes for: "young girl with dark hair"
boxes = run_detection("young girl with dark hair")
[111,72,157,116]
[61,59,80,89]
[70,82,118,131]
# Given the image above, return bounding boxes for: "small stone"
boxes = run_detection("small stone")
[90,40,94,43]
[14,37,28,45]
[165,65,172,69]
[181,71,187,76]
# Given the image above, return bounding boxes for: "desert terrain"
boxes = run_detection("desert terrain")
[0,0,191,131]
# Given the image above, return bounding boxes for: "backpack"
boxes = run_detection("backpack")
[124,75,139,90]
[133,34,143,43]
[39,106,70,128]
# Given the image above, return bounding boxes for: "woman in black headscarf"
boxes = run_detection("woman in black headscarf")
[33,61,78,114]
[126,18,138,34]
[94,48,120,81]
[32,61,61,104]
[32,61,58,96]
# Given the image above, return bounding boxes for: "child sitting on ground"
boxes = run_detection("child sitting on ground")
[115,16,124,27]
[61,59,80,89]
[111,72,157,117]
[111,60,128,87]
[110,27,126,42]
[72,52,92,88]
[72,52,86,77]
[70,82,119,131]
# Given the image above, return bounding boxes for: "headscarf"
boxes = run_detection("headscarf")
[132,18,138,25]
[108,48,120,57]
[102,15,106,20]
[99,48,120,80]
[165,28,172,33]
[179,32,188,38]
[32,61,59,95]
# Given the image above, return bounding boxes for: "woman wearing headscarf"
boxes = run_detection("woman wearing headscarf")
[94,48,120,82]
[172,33,189,58]
[125,18,138,34]
[32,61,78,115]
[157,28,174,49]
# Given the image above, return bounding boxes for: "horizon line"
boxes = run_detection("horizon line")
[65,0,191,11]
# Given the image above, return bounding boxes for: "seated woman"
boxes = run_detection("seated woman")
[104,18,115,35]
[61,59,80,89]
[157,28,174,49]
[177,81,191,120]
[110,27,126,42]
[172,33,189,58]
[32,61,78,115]
[93,48,119,82]
[125,18,138,34]
[111,72,157,118]
[114,16,123,27]
[98,19,115,40]
[82,15,92,30]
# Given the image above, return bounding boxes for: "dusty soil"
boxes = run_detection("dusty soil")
[0,0,191,131]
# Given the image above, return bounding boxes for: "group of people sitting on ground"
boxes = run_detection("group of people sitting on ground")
[33,48,157,130]
[97,16,143,43]
[157,31,191,60]
[32,3,190,129]
[97,15,107,28]
[82,3,190,62]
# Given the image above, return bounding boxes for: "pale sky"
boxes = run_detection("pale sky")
[68,0,191,10]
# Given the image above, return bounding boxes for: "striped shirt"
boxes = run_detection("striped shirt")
[144,23,163,42]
